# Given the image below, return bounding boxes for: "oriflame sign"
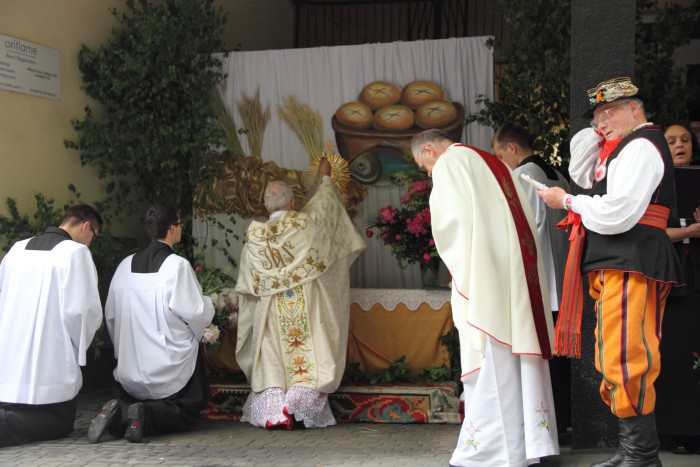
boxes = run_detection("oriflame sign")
[0,34,60,100]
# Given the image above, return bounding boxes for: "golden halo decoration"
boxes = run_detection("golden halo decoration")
[308,141,351,194]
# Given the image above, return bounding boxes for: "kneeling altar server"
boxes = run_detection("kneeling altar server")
[88,203,214,443]
[0,205,103,447]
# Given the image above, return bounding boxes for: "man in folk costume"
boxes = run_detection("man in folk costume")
[87,203,215,443]
[411,129,559,466]
[0,205,103,447]
[540,77,683,467]
[236,158,366,429]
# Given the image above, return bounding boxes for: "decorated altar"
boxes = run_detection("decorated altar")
[193,35,490,425]
[347,288,453,375]
[204,288,461,424]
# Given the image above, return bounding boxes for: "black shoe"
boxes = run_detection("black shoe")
[671,445,691,455]
[124,403,145,443]
[590,449,623,467]
[88,399,120,444]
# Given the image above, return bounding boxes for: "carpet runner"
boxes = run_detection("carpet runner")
[203,381,462,424]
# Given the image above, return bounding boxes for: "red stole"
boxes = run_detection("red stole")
[456,144,552,359]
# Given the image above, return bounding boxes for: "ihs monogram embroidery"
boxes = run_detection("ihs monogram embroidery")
[245,213,327,294]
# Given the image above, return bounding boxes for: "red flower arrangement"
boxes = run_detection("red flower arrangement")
[365,179,439,269]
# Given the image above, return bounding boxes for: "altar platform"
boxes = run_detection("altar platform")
[204,288,462,424]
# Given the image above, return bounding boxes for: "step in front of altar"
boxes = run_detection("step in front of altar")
[204,381,462,424]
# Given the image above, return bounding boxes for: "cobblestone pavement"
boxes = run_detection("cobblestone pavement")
[1,390,697,466]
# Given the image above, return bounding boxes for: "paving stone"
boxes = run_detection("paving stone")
[0,391,698,466]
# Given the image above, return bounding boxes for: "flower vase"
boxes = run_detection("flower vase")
[420,259,440,287]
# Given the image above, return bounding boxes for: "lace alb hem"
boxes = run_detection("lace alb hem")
[241,386,336,429]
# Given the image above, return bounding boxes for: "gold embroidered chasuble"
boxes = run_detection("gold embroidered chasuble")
[236,179,366,393]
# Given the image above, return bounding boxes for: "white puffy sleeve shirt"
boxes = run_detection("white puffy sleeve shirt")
[569,128,664,235]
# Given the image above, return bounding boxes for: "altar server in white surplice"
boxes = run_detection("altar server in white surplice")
[236,158,366,429]
[492,123,570,308]
[87,203,214,444]
[411,129,559,467]
[0,205,103,447]
[492,122,572,436]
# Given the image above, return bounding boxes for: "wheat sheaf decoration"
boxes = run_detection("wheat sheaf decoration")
[277,96,325,160]
[307,142,351,194]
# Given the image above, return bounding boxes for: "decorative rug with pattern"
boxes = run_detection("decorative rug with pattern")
[203,381,461,424]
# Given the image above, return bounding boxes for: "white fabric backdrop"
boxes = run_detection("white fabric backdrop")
[194,37,494,288]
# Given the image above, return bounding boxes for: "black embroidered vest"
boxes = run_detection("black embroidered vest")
[582,126,683,283]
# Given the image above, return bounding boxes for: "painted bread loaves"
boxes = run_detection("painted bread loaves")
[335,101,373,129]
[358,81,401,110]
[372,105,415,131]
[400,80,446,109]
[414,100,458,128]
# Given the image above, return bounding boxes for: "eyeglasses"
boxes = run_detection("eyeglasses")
[87,223,98,238]
[590,103,627,129]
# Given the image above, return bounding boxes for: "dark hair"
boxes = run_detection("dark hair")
[144,203,179,240]
[493,122,532,150]
[61,204,103,229]
[662,121,699,163]
[689,106,700,122]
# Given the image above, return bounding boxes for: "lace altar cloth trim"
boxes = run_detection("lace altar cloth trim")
[350,288,451,311]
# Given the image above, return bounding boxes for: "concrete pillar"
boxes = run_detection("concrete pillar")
[569,0,637,450]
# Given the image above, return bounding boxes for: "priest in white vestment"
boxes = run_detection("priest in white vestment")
[0,205,103,447]
[87,203,214,443]
[236,158,366,429]
[411,129,559,466]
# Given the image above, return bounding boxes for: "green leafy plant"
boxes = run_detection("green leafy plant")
[465,0,700,166]
[342,357,415,385]
[0,195,63,252]
[464,0,571,165]
[635,0,700,123]
[342,329,461,384]
[64,0,228,262]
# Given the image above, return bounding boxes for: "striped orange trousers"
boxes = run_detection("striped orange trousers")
[588,270,671,418]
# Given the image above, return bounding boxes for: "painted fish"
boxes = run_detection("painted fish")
[348,142,415,186]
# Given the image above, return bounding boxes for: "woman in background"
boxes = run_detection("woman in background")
[656,121,700,455]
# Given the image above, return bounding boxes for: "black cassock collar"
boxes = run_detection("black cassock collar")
[131,240,174,274]
[26,227,72,251]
